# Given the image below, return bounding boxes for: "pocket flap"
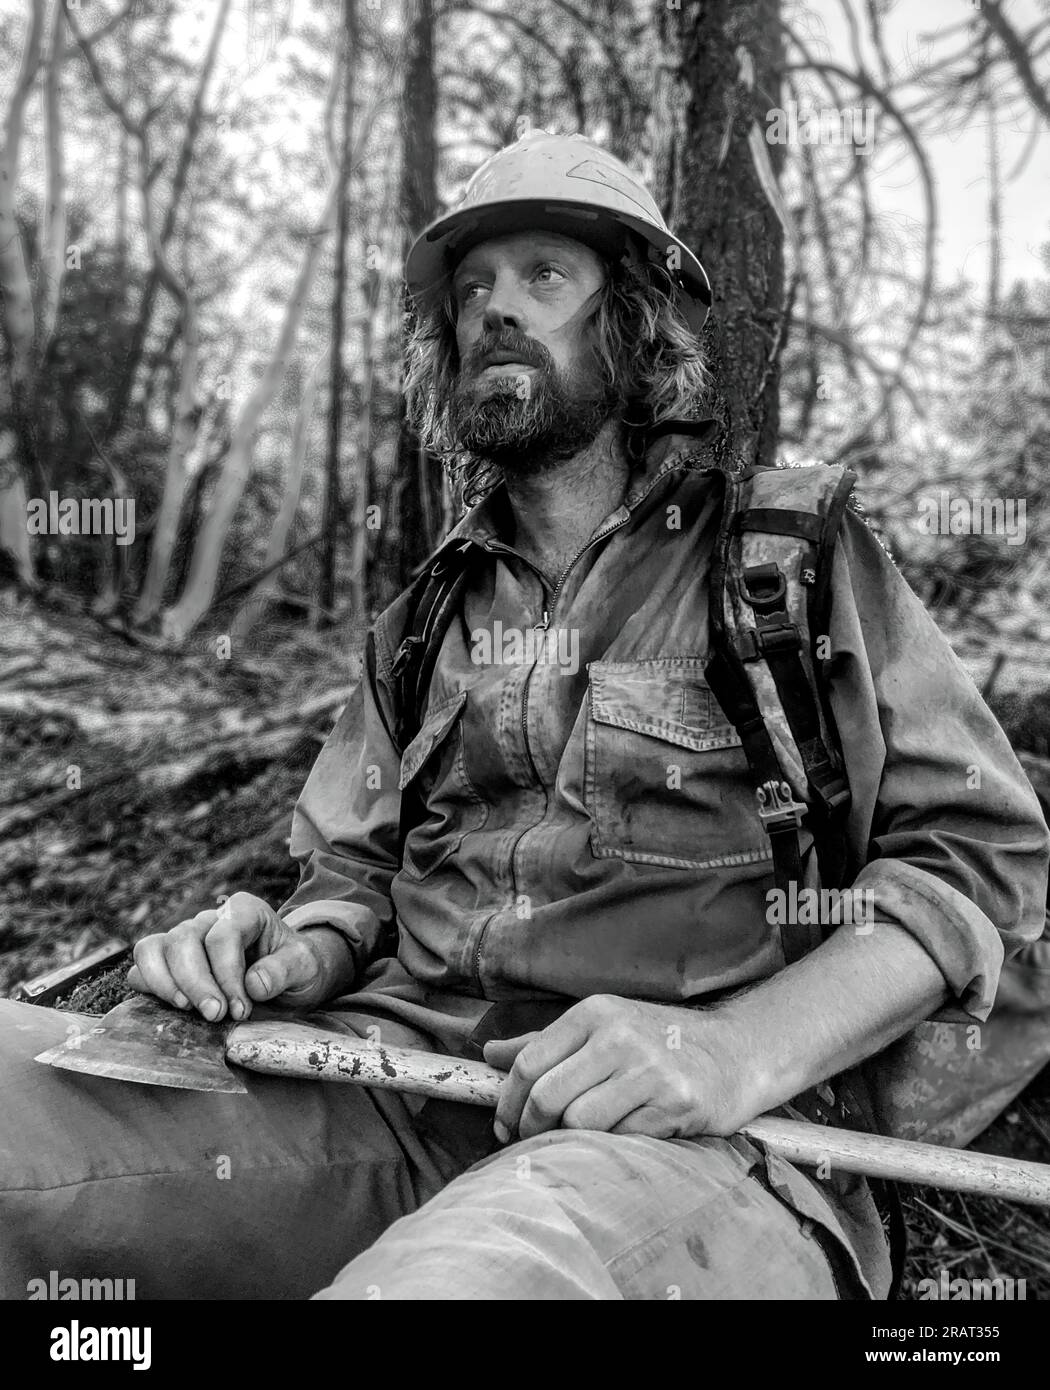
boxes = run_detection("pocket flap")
[588,659,740,752]
[398,689,468,790]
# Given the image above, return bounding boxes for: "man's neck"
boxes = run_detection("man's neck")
[500,416,632,587]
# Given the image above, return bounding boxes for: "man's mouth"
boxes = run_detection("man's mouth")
[477,350,538,373]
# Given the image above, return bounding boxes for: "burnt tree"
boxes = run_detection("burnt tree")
[656,0,785,470]
[395,0,443,589]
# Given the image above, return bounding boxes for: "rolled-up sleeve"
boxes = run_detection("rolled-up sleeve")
[276,634,403,977]
[828,511,1049,1021]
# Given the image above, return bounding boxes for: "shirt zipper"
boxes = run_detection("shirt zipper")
[472,508,630,989]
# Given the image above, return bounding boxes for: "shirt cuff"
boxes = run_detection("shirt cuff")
[851,858,1005,1021]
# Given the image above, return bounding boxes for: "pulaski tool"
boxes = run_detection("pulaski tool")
[35,994,1050,1208]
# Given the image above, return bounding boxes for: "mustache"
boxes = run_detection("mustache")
[462,331,552,376]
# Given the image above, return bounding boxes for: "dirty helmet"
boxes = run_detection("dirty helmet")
[405,131,713,335]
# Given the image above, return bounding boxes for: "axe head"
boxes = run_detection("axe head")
[35,994,247,1094]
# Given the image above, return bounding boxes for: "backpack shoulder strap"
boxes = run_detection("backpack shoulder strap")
[386,537,474,858]
[707,465,907,1291]
[390,538,475,754]
[704,462,857,962]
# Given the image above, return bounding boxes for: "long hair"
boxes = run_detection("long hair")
[402,248,712,507]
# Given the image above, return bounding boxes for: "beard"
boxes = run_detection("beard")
[447,329,618,474]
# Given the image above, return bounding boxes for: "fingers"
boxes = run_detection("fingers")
[126,958,190,1011]
[245,935,323,1003]
[562,1081,647,1135]
[482,1031,540,1073]
[516,1046,615,1140]
[491,1015,591,1142]
[609,1105,670,1137]
[131,914,221,1017]
[164,921,229,1021]
[205,893,277,1019]
[130,892,278,1023]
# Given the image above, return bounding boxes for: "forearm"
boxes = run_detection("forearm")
[698,923,949,1128]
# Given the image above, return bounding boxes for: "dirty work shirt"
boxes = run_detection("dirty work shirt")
[282,432,1047,1026]
[277,432,1048,1292]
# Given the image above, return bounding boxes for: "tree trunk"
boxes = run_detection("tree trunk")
[348,264,378,619]
[396,0,442,587]
[0,0,47,591]
[229,349,328,644]
[40,1,67,353]
[129,284,199,623]
[655,0,785,470]
[105,0,232,441]
[319,0,358,622]
[158,178,341,644]
[119,132,201,626]
[983,67,1001,324]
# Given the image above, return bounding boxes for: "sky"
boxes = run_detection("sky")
[811,0,1049,298]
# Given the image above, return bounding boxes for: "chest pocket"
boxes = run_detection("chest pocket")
[398,688,489,879]
[584,659,772,870]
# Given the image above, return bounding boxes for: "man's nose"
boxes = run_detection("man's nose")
[482,271,526,333]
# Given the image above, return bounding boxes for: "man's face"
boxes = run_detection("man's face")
[447,231,618,468]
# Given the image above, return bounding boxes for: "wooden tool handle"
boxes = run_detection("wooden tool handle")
[227,1022,504,1106]
[226,1023,1050,1207]
[740,1115,1050,1207]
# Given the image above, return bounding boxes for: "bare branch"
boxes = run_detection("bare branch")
[981,0,1050,123]
[62,0,138,60]
[781,22,937,460]
[447,2,587,131]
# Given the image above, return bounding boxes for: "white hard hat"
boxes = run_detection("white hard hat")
[406,131,713,334]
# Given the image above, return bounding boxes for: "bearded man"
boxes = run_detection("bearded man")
[1,133,1046,1302]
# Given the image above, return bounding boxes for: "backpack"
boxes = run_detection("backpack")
[386,452,1050,1155]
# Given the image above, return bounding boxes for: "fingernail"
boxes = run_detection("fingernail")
[174,992,190,1009]
[251,969,270,996]
[493,1119,509,1144]
[230,998,246,1021]
[201,997,222,1021]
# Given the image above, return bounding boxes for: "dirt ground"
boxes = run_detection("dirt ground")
[4,595,1050,1300]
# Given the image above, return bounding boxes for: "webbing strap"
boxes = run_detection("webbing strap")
[732,508,823,542]
[738,561,851,889]
[391,542,474,857]
[710,472,906,1298]
[704,474,816,965]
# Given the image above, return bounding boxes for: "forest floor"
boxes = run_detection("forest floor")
[4,593,1050,1300]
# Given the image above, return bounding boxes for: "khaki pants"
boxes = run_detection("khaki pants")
[0,1000,889,1300]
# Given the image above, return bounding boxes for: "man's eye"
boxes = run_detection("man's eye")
[458,282,488,303]
[534,264,565,284]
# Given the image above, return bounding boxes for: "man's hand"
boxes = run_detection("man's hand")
[482,995,745,1145]
[127,891,354,1022]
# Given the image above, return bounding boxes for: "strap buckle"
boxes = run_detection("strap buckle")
[391,634,424,679]
[756,778,806,834]
[741,562,787,612]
